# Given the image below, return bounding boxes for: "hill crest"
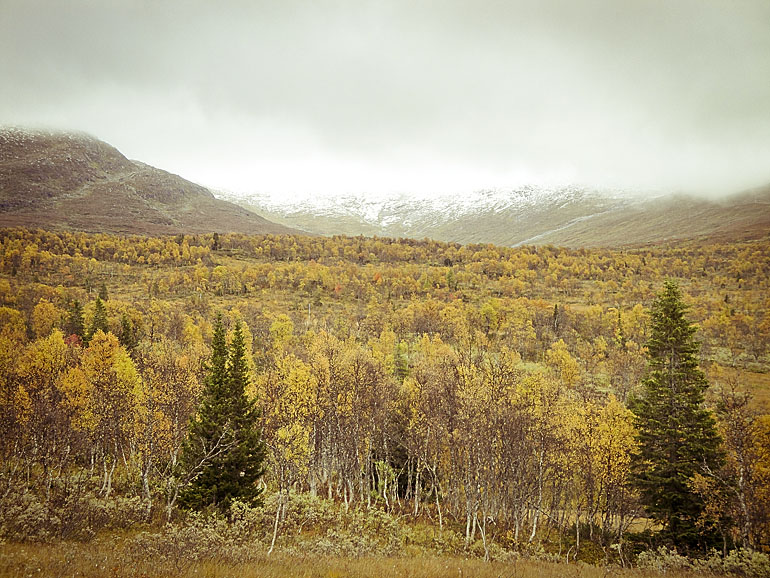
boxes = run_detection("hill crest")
[0,128,296,237]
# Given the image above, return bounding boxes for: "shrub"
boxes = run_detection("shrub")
[636,546,692,572]
[0,486,145,542]
[129,501,266,569]
[693,549,770,578]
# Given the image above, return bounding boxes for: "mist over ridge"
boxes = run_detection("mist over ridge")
[2,0,770,198]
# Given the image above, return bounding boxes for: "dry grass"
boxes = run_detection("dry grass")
[0,540,707,578]
[739,370,770,408]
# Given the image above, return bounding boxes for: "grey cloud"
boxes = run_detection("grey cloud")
[1,0,769,196]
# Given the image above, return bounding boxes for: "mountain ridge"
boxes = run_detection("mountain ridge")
[216,184,770,247]
[0,128,298,237]
[2,127,767,246]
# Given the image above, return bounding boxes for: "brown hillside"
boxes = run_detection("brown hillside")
[0,128,298,236]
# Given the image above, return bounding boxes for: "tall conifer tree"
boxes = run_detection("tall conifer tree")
[86,296,109,343]
[66,299,85,339]
[179,315,265,511]
[630,280,723,551]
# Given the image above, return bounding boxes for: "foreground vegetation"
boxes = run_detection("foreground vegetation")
[2,493,768,578]
[0,547,741,578]
[1,228,769,573]
[0,544,716,578]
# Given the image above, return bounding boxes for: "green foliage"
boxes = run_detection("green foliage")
[637,546,770,578]
[131,502,265,568]
[629,280,723,551]
[636,546,694,573]
[178,315,266,512]
[86,296,108,343]
[65,299,85,338]
[118,313,137,351]
[0,484,146,542]
[716,548,770,578]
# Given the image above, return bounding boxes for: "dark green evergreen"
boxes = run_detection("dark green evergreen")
[66,299,85,339]
[119,314,138,352]
[629,280,723,551]
[178,315,266,511]
[98,282,109,301]
[85,296,109,343]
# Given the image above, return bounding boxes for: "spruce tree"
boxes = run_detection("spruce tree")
[66,299,85,339]
[629,280,723,551]
[86,296,109,343]
[178,315,265,511]
[119,314,137,352]
[218,321,266,506]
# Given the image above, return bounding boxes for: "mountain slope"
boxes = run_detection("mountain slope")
[531,187,770,246]
[218,185,770,247]
[0,129,297,236]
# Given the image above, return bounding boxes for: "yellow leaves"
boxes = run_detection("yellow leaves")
[276,354,316,422]
[72,330,141,444]
[114,347,142,396]
[60,366,95,432]
[274,423,311,467]
[413,333,455,363]
[0,306,26,342]
[269,314,294,350]
[134,338,202,458]
[517,370,561,417]
[595,395,637,482]
[31,299,61,339]
[258,351,315,476]
[545,339,582,388]
[566,393,637,512]
[181,316,204,349]
[13,384,31,426]
[17,329,69,396]
[81,330,119,372]
[479,299,502,335]
[753,415,770,500]
[367,330,397,375]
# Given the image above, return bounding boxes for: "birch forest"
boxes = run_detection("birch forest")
[1,227,769,566]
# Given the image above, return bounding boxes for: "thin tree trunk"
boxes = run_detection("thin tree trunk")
[434,479,443,530]
[413,462,421,516]
[268,491,282,556]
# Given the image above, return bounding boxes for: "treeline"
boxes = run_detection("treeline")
[0,227,769,559]
[1,228,769,373]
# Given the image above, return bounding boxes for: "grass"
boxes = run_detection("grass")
[0,540,708,578]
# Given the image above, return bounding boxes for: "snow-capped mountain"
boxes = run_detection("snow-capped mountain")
[215,187,639,246]
[215,185,770,247]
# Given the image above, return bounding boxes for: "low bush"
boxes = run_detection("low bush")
[637,546,770,578]
[636,546,693,573]
[693,548,770,578]
[0,485,146,542]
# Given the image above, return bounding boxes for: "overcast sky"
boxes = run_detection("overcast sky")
[2,0,770,198]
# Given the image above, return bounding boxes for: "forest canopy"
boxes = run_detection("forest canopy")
[0,227,769,562]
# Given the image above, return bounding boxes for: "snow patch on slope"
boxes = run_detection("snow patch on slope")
[214,186,645,244]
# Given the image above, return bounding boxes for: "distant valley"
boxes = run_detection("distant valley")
[2,127,768,247]
[218,185,770,247]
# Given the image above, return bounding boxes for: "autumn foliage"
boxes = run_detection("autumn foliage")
[0,227,769,561]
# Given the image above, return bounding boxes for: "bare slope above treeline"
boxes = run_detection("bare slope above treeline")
[219,184,770,248]
[0,128,298,236]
